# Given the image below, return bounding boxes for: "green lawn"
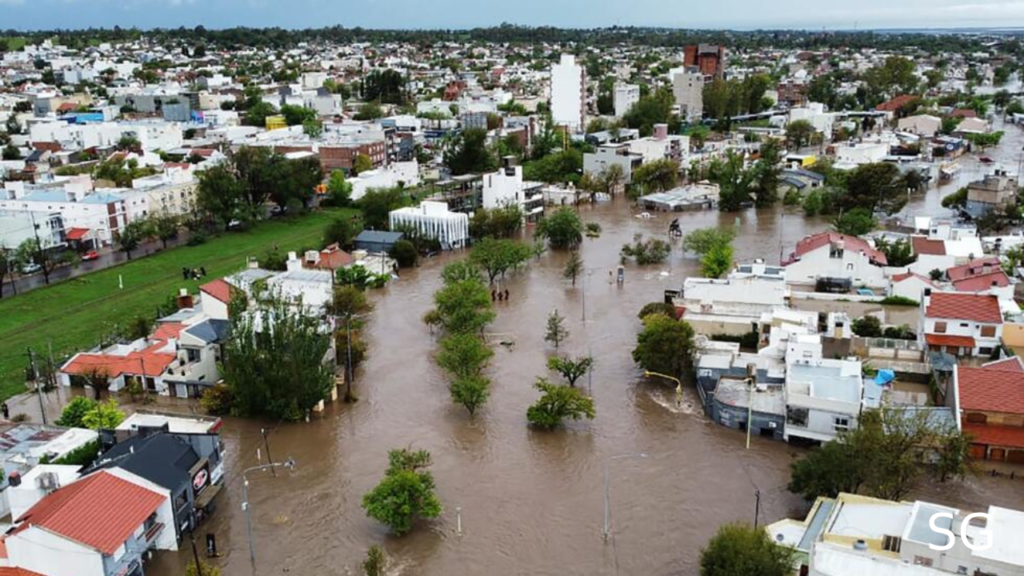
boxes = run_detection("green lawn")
[2,37,27,51]
[0,208,357,401]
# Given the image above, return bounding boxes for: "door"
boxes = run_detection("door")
[990,448,1007,462]
[969,444,987,460]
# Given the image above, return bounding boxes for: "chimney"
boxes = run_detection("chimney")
[286,251,301,272]
[247,257,259,269]
[982,264,992,275]
[654,124,668,141]
[176,288,194,310]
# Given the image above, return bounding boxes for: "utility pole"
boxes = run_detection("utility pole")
[27,348,46,425]
[260,428,275,477]
[189,531,205,576]
[754,489,762,529]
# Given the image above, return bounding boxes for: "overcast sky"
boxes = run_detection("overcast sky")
[3,0,1024,31]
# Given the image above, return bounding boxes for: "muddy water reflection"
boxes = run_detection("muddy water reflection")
[148,167,1024,575]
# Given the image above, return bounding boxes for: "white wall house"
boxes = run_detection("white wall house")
[675,262,788,336]
[920,291,1003,358]
[481,165,545,219]
[349,161,419,202]
[784,232,888,290]
[550,54,585,132]
[389,201,470,250]
[784,352,877,444]
[3,469,176,576]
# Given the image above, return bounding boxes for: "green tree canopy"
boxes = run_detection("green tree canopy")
[362,448,442,535]
[700,523,795,576]
[535,208,584,250]
[632,313,696,378]
[526,378,596,428]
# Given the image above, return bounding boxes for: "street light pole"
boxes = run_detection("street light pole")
[644,370,683,408]
[603,452,648,541]
[242,458,296,571]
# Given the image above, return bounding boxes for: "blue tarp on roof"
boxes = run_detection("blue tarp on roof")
[874,369,896,386]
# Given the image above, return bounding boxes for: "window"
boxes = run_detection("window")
[787,407,809,427]
[913,556,934,567]
[981,325,996,338]
[882,535,902,553]
[934,322,947,334]
[960,323,969,328]
[833,416,850,432]
[966,412,987,424]
[979,347,993,356]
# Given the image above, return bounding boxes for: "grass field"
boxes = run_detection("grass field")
[2,37,27,52]
[0,208,357,401]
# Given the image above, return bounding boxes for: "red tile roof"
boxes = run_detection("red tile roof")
[64,228,91,241]
[983,357,1024,371]
[952,271,1010,293]
[306,243,355,271]
[963,423,1024,449]
[925,334,976,348]
[17,471,165,555]
[891,272,937,287]
[61,323,184,379]
[876,95,920,112]
[911,236,946,256]
[0,568,47,576]
[925,292,1002,323]
[947,257,1001,281]
[957,364,1024,414]
[788,232,888,266]
[200,279,233,304]
[951,108,978,119]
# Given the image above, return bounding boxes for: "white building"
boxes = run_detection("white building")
[898,114,942,138]
[550,54,585,132]
[389,201,470,250]
[788,103,835,142]
[784,232,889,290]
[920,291,1003,358]
[0,179,128,247]
[481,164,545,220]
[768,492,1024,576]
[784,350,878,444]
[671,68,704,122]
[348,161,419,202]
[674,262,788,336]
[2,469,177,576]
[613,83,640,118]
[628,125,688,164]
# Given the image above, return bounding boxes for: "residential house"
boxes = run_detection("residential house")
[673,261,788,337]
[59,308,226,398]
[583,144,643,185]
[87,433,222,542]
[954,358,1024,463]
[480,161,545,221]
[946,257,1017,314]
[920,291,1003,358]
[0,424,98,518]
[897,114,942,138]
[784,348,879,444]
[889,272,938,303]
[784,232,888,291]
[1,469,177,576]
[965,170,1018,218]
[767,492,1024,576]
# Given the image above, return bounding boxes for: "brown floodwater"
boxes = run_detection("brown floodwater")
[132,176,1024,576]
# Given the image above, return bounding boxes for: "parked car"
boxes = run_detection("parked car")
[81,250,100,261]
[20,262,42,275]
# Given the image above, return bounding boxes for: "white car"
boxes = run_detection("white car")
[20,262,42,275]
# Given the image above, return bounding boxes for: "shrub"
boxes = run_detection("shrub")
[880,295,918,307]
[852,316,883,337]
[638,302,677,320]
[201,384,234,416]
[389,239,418,268]
[56,397,99,428]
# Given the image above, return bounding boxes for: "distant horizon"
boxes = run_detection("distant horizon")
[5,23,1024,35]
[5,0,1024,35]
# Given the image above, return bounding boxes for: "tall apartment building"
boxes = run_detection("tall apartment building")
[683,44,726,79]
[671,68,705,121]
[550,54,585,133]
[613,83,640,118]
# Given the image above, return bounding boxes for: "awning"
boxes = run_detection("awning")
[194,483,222,510]
[65,227,91,241]
[925,334,976,348]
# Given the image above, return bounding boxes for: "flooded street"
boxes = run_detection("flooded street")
[133,126,1024,576]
